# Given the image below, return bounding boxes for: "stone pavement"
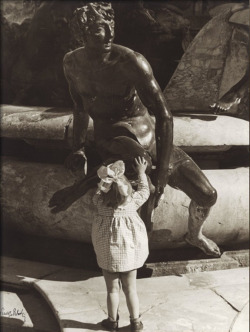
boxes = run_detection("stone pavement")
[1,256,249,332]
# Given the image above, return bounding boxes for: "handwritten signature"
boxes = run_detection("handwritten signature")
[1,307,26,323]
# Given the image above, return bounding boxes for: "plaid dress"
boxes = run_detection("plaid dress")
[92,174,150,272]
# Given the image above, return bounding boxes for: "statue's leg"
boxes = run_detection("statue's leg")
[185,201,220,257]
[168,158,221,257]
[49,173,99,213]
[96,136,153,177]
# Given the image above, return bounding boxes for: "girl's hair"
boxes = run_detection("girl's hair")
[102,181,133,209]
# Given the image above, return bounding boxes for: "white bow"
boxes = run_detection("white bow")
[97,160,130,196]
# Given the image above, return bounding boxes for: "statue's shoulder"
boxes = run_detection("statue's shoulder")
[112,44,133,56]
[113,44,143,62]
[63,47,85,69]
[113,44,151,75]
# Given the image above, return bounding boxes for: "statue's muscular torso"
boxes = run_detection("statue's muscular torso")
[64,44,155,154]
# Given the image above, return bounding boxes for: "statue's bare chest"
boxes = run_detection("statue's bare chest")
[72,62,129,97]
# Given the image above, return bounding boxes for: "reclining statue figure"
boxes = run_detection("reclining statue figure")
[49,2,221,257]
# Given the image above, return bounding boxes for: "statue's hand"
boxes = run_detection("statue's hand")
[151,171,168,208]
[49,185,76,214]
[154,185,165,208]
[64,148,87,175]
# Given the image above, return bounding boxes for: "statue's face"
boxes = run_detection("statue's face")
[85,20,114,53]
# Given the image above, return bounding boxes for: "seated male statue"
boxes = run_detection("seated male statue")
[49,2,221,257]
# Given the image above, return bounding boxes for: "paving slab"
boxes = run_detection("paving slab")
[77,273,190,294]
[32,269,191,329]
[142,289,237,332]
[185,267,249,288]
[60,310,107,331]
[230,302,249,332]
[41,267,101,282]
[1,256,64,286]
[32,268,249,332]
[214,283,249,311]
[1,257,249,332]
[33,280,96,314]
[136,274,190,293]
[34,277,131,329]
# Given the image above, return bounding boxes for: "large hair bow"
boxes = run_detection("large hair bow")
[97,160,130,196]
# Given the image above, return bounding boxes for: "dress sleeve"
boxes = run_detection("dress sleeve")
[132,173,150,208]
[92,190,102,206]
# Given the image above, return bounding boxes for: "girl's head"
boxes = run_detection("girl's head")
[97,160,133,209]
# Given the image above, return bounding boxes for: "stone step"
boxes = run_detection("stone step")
[144,249,249,277]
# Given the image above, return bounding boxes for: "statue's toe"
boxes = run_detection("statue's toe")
[205,238,221,257]
[50,206,60,214]
[48,198,56,207]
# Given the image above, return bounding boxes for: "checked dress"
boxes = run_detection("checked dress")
[92,173,150,272]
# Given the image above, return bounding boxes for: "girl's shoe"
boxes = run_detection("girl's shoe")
[130,317,143,332]
[101,316,119,332]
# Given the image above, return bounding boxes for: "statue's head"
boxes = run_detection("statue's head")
[70,2,115,52]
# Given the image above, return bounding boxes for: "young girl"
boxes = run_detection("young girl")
[92,156,150,332]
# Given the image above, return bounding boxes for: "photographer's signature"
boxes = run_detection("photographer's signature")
[1,307,26,323]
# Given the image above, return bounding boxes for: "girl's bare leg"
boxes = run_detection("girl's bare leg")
[120,269,140,319]
[102,269,121,321]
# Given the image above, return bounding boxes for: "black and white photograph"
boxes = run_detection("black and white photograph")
[1,1,249,331]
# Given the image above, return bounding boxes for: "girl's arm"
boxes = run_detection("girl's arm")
[132,157,150,208]
[92,189,102,206]
[133,173,150,208]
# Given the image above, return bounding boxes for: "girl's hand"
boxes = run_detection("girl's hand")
[134,156,148,175]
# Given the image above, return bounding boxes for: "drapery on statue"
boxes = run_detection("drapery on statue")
[49,2,221,257]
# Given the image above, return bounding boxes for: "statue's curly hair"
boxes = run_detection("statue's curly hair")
[70,2,114,48]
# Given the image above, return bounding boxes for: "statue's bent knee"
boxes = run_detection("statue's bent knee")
[197,187,217,208]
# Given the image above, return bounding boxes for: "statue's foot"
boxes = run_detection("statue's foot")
[185,234,221,257]
[49,186,76,214]
[209,98,241,115]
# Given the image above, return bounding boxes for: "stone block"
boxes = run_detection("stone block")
[1,158,249,250]
[222,250,249,267]
[146,255,239,277]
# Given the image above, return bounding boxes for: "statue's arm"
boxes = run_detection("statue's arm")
[126,53,173,202]
[63,53,89,152]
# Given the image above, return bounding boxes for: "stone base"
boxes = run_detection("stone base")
[1,157,249,250]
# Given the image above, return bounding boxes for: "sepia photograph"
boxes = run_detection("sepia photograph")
[1,1,249,331]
